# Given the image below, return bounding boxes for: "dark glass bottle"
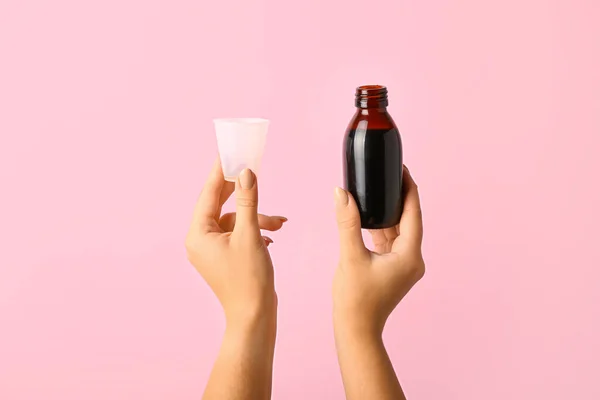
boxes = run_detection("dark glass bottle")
[343,85,403,229]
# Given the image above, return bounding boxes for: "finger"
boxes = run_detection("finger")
[383,227,399,242]
[232,169,260,236]
[193,158,226,225]
[263,236,274,247]
[370,227,398,253]
[369,229,388,253]
[217,181,236,216]
[398,166,423,245]
[219,213,287,232]
[334,187,368,259]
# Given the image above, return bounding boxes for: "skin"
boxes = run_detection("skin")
[185,160,286,400]
[187,159,424,399]
[332,166,425,400]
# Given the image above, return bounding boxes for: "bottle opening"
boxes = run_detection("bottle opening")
[355,85,388,108]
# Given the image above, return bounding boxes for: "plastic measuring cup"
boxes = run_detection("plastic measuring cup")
[213,118,269,182]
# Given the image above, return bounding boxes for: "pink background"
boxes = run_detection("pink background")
[1,0,599,399]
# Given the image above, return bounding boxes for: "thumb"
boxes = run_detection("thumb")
[334,187,367,259]
[233,169,260,236]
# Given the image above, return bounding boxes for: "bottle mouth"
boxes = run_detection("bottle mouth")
[355,85,388,108]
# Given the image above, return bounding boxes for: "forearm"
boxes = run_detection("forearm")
[203,316,276,400]
[334,319,406,400]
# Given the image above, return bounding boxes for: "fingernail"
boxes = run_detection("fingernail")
[334,187,349,206]
[239,169,255,190]
[278,216,288,222]
[263,236,274,245]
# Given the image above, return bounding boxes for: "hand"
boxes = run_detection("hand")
[185,160,286,329]
[187,159,285,400]
[333,166,425,336]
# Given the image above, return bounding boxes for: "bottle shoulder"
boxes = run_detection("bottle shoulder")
[346,109,399,132]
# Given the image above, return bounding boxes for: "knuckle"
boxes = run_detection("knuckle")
[236,196,258,208]
[412,260,426,281]
[342,250,369,265]
[184,234,195,251]
[232,232,263,251]
[184,233,203,259]
[337,216,360,230]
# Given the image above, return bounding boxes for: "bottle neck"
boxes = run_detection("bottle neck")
[355,85,388,109]
[356,107,388,115]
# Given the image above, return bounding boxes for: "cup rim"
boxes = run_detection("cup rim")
[213,118,269,125]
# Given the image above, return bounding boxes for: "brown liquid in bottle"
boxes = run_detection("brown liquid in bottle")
[343,85,403,229]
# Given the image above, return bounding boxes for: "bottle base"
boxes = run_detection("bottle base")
[361,219,400,230]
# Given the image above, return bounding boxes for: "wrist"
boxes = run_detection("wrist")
[225,299,278,344]
[333,317,384,356]
[226,311,276,334]
[224,317,277,356]
[333,308,385,341]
